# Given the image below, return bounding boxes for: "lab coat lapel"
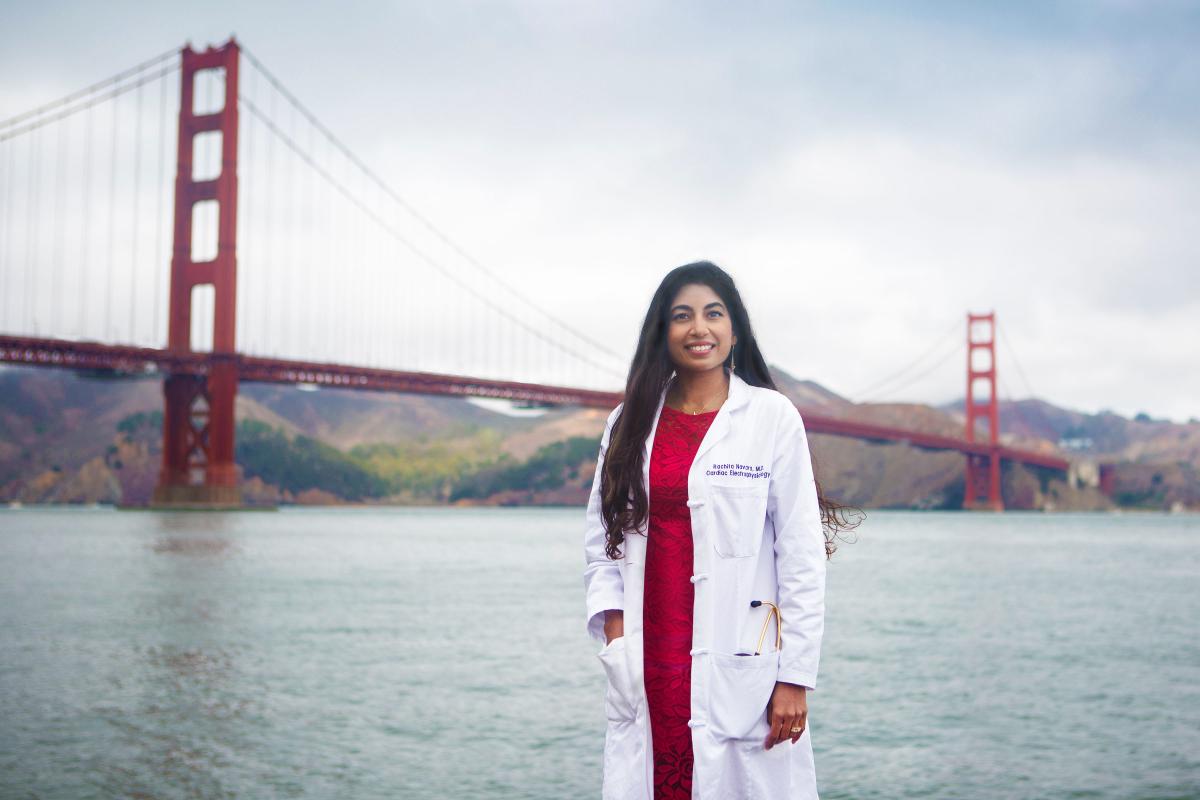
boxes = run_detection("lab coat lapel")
[693,370,749,464]
[637,369,747,529]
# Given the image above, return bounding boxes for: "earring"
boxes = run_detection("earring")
[730,348,736,371]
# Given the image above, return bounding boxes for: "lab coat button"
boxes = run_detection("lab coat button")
[689,573,709,583]
[687,719,707,729]
[686,498,705,508]
[689,647,709,656]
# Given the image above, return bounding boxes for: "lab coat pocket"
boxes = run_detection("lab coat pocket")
[597,636,636,723]
[707,650,780,741]
[709,483,768,558]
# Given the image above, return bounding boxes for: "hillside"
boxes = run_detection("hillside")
[1,364,1195,511]
[941,397,1200,510]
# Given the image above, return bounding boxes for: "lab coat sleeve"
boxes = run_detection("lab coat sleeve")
[768,398,827,691]
[583,403,624,643]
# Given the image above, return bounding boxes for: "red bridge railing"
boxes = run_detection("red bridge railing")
[1,334,1069,476]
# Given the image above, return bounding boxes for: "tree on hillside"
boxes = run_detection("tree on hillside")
[235,420,387,501]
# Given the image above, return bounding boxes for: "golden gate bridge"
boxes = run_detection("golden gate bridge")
[0,38,1083,511]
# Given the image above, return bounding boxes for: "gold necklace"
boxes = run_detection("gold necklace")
[675,390,727,415]
[668,375,729,415]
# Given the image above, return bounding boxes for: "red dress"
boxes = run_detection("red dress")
[644,404,718,799]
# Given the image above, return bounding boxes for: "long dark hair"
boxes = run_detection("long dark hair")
[600,261,859,561]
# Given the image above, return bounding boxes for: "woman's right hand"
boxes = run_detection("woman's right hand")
[603,609,624,644]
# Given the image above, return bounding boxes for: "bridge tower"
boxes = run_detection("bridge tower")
[152,39,242,507]
[964,312,1003,511]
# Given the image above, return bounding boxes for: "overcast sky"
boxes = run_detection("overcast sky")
[2,1,1197,420]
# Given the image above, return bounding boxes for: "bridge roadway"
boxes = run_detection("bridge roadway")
[0,335,1070,472]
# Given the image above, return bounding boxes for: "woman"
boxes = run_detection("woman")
[583,261,847,799]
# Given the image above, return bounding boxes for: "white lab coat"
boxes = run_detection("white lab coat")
[583,371,826,799]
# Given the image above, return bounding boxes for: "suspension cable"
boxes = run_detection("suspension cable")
[851,315,963,401]
[26,130,40,332]
[51,113,67,334]
[238,45,626,367]
[0,47,179,133]
[130,80,144,341]
[997,321,1039,401]
[240,92,625,380]
[0,62,179,144]
[153,68,169,346]
[239,64,254,353]
[80,103,93,337]
[858,333,963,404]
[106,95,119,340]
[0,139,12,325]
[1000,371,1054,452]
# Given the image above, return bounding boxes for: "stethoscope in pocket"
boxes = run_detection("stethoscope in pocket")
[735,600,782,656]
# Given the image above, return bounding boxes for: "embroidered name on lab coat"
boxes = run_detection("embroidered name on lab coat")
[706,463,771,479]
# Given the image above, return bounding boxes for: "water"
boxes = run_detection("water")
[0,508,1196,800]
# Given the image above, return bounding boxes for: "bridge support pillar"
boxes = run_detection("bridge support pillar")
[965,451,1002,512]
[964,312,1003,511]
[1098,463,1116,497]
[153,39,243,509]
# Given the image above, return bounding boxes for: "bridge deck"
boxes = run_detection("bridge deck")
[0,335,1069,471]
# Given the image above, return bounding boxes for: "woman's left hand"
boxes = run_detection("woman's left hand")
[764,682,808,750]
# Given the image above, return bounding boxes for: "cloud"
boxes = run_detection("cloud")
[1,0,1197,420]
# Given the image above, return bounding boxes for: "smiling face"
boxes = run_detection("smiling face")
[666,282,737,375]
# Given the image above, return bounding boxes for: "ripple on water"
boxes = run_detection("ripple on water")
[0,508,1197,799]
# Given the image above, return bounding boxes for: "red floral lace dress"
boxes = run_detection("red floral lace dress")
[644,404,718,799]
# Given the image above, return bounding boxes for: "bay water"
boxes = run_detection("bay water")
[0,508,1197,799]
